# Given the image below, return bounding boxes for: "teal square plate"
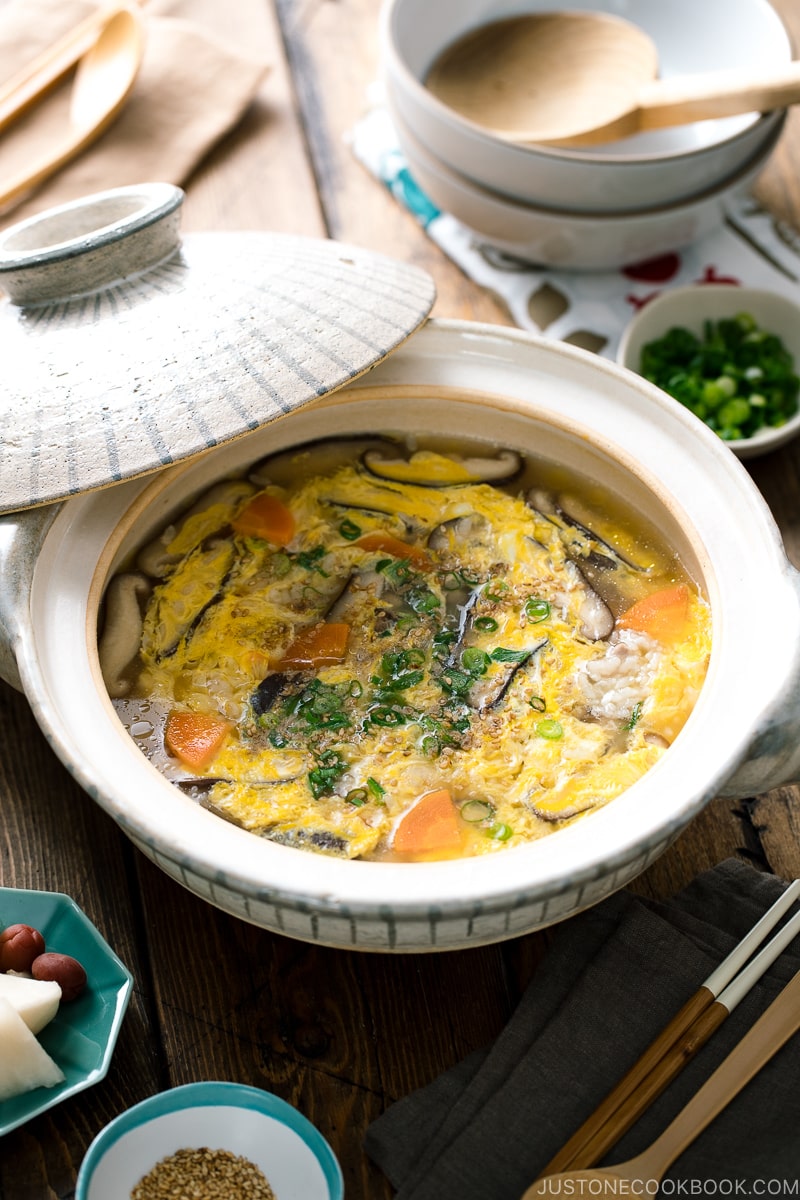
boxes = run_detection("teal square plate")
[0,887,133,1137]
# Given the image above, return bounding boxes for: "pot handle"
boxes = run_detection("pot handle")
[0,506,60,691]
[718,560,800,798]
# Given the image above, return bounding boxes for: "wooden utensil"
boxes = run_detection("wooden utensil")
[0,2,145,136]
[538,882,800,1176]
[0,4,145,210]
[521,959,800,1198]
[425,10,800,148]
[424,12,659,147]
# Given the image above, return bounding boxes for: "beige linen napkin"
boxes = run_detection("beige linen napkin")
[0,0,268,226]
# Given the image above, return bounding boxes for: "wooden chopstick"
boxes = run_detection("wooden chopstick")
[0,0,146,137]
[536,878,800,1178]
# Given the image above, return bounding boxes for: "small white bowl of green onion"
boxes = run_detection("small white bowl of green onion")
[617,285,800,458]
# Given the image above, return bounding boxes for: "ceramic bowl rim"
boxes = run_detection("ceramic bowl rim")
[75,1081,344,1199]
[617,283,800,457]
[18,320,800,927]
[380,0,791,168]
[390,98,786,222]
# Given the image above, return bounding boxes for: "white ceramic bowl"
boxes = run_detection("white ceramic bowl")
[75,1082,343,1200]
[381,0,791,214]
[5,318,800,951]
[389,98,782,270]
[618,285,800,458]
[4,190,800,953]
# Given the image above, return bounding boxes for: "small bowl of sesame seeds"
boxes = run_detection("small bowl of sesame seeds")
[75,1080,344,1200]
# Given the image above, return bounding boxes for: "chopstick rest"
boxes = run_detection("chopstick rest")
[538,877,800,1177]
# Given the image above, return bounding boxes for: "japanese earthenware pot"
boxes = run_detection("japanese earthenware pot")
[1,184,799,951]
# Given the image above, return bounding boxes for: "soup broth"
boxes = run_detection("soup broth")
[102,434,711,862]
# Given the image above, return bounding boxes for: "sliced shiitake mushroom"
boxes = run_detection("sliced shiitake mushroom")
[137,479,255,578]
[249,436,401,489]
[98,572,152,698]
[362,447,522,487]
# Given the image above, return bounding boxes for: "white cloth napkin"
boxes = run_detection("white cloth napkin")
[349,105,800,360]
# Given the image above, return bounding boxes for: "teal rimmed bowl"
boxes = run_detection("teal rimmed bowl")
[76,1081,344,1200]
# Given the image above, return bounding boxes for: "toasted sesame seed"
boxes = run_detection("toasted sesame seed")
[130,1146,277,1199]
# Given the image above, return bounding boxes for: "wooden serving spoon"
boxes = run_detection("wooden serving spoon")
[0,4,145,210]
[425,11,800,148]
[520,963,800,1198]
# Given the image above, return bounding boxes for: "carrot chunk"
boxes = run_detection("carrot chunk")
[280,622,351,668]
[165,711,233,770]
[355,531,430,570]
[232,493,295,546]
[616,584,691,642]
[394,789,462,858]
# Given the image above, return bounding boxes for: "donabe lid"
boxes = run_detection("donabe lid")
[0,183,436,515]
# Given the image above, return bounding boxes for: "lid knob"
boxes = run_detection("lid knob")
[0,182,184,305]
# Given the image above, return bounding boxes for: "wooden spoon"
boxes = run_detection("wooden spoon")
[425,11,800,148]
[520,963,800,1198]
[0,5,145,210]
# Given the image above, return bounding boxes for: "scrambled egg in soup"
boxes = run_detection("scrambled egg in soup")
[103,437,712,862]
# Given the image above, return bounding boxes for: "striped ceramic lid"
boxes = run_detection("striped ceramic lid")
[0,183,436,514]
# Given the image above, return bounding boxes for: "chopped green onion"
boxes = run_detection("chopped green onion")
[439,668,472,695]
[308,749,346,798]
[271,552,291,577]
[474,616,499,632]
[377,557,414,587]
[524,597,551,623]
[536,718,563,740]
[639,314,800,442]
[366,776,385,799]
[406,585,440,614]
[491,647,530,663]
[460,799,495,823]
[625,700,643,730]
[488,822,513,841]
[461,647,490,676]
[345,787,368,807]
[295,546,329,574]
[433,630,458,657]
[529,695,547,713]
[442,569,481,591]
[339,518,362,540]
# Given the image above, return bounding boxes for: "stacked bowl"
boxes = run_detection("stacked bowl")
[380,0,792,270]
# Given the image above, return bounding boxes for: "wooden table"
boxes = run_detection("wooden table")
[2,2,800,1196]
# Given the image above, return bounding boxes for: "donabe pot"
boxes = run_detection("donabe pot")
[1,197,800,952]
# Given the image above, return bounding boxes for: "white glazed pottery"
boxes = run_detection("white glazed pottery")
[75,1081,343,1200]
[0,182,435,513]
[381,0,791,214]
[2,186,800,952]
[617,285,800,458]
[388,97,783,270]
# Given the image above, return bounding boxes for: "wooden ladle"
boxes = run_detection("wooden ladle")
[0,5,145,210]
[520,963,800,1198]
[425,11,800,148]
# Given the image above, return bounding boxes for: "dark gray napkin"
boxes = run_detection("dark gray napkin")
[365,859,800,1198]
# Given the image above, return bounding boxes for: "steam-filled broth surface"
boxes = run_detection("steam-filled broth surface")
[103,434,711,862]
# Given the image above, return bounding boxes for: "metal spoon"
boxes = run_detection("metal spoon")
[0,4,145,210]
[425,11,800,148]
[520,963,800,1198]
